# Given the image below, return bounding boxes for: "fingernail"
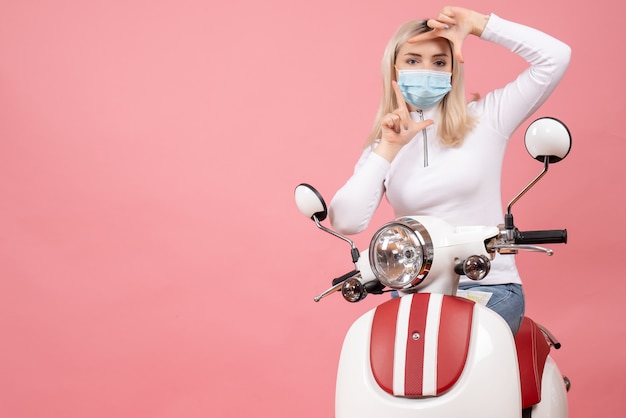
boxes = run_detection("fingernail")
[404,124,409,130]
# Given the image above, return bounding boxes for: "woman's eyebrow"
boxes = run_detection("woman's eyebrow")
[403,52,450,58]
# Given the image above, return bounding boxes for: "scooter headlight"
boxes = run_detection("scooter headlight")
[369,218,433,289]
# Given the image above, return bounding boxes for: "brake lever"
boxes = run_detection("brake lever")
[313,282,343,302]
[492,244,553,256]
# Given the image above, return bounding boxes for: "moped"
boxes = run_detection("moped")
[295,117,572,418]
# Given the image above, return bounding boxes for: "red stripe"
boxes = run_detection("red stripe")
[404,293,430,396]
[436,296,474,394]
[370,297,401,394]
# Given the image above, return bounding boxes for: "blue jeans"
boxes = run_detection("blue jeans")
[458,283,525,335]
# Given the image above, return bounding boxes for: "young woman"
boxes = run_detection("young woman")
[328,6,571,334]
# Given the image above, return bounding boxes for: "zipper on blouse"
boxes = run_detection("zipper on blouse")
[418,109,429,167]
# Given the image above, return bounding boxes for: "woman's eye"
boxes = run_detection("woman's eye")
[407,59,418,65]
[435,60,447,67]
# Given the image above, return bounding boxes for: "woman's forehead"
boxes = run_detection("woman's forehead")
[398,37,451,57]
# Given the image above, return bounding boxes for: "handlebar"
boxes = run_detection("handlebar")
[332,270,360,286]
[514,229,567,245]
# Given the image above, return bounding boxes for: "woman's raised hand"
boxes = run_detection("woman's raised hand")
[408,6,489,63]
[375,81,434,162]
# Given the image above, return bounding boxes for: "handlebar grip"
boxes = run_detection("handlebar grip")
[514,229,567,245]
[332,270,359,286]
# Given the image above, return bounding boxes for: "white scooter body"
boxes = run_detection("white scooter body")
[334,216,568,418]
[336,294,568,418]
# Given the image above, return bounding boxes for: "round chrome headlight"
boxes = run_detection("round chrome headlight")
[369,218,433,289]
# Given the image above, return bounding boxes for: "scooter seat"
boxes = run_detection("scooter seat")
[514,317,551,409]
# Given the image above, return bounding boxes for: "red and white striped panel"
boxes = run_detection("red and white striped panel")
[370,293,474,397]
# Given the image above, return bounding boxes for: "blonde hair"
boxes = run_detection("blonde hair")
[366,20,476,147]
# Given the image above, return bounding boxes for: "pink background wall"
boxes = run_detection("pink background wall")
[1,0,623,417]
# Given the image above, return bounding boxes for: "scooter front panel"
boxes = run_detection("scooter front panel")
[370,293,474,397]
[336,296,522,418]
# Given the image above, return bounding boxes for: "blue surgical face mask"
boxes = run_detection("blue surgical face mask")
[396,69,452,110]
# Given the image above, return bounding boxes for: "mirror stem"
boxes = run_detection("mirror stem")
[506,157,550,224]
[313,216,360,264]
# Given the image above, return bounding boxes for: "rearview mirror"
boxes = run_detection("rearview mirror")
[524,117,572,164]
[294,183,328,222]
